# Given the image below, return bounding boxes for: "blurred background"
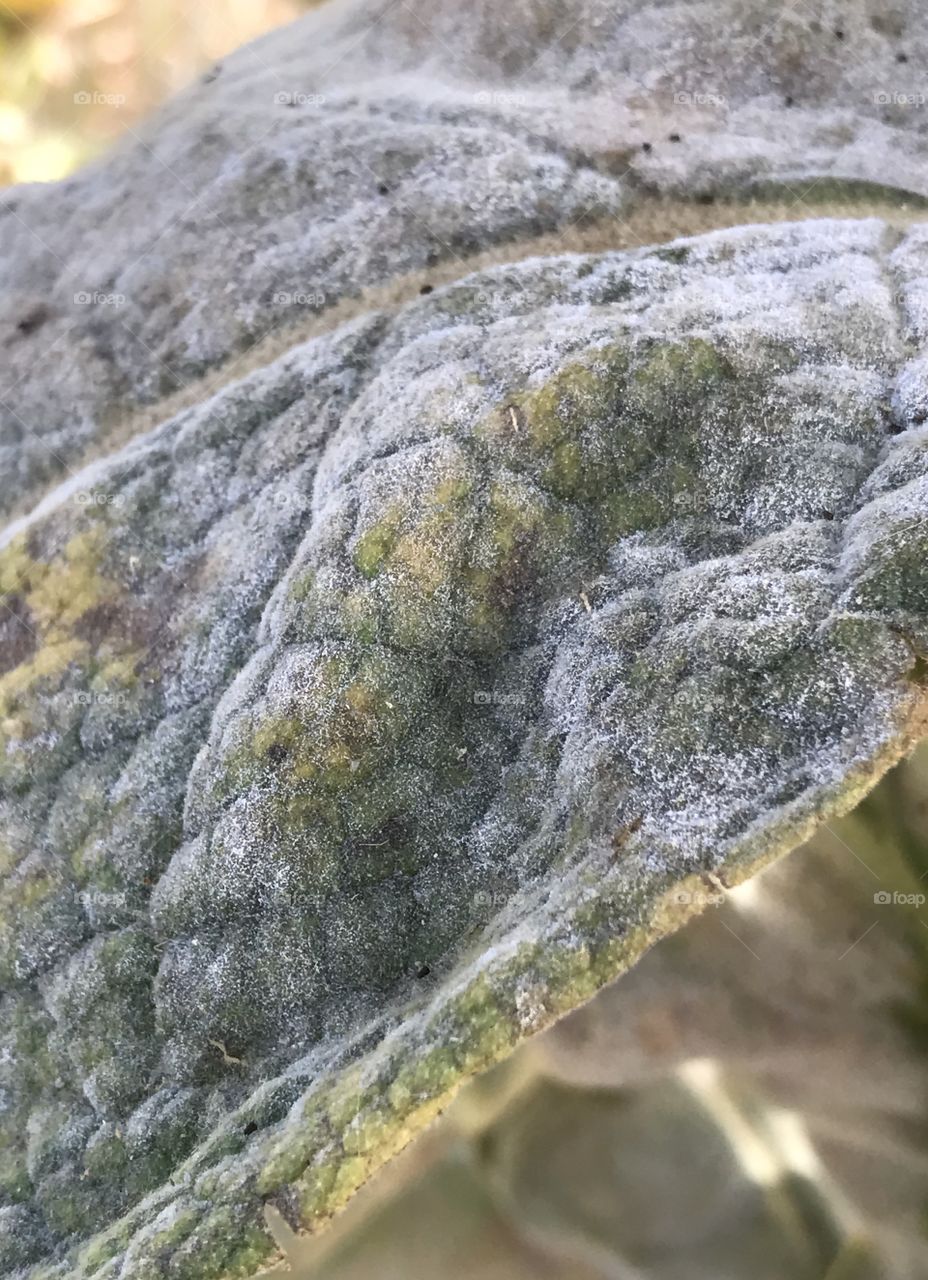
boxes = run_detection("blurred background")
[0,0,319,185]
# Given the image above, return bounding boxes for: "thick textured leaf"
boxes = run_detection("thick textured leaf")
[4,0,928,518]
[2,3,928,1279]
[275,750,928,1280]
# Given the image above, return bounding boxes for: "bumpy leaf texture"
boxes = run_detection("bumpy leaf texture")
[2,1,928,1276]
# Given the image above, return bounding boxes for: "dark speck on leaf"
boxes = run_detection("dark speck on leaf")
[419,283,434,295]
[668,132,682,143]
[416,964,431,979]
[641,141,652,152]
[16,306,49,336]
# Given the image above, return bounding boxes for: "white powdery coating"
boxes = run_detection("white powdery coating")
[2,217,928,1278]
[2,1,928,517]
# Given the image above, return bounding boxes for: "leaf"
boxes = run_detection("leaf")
[2,3,928,1278]
[1,212,927,1279]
